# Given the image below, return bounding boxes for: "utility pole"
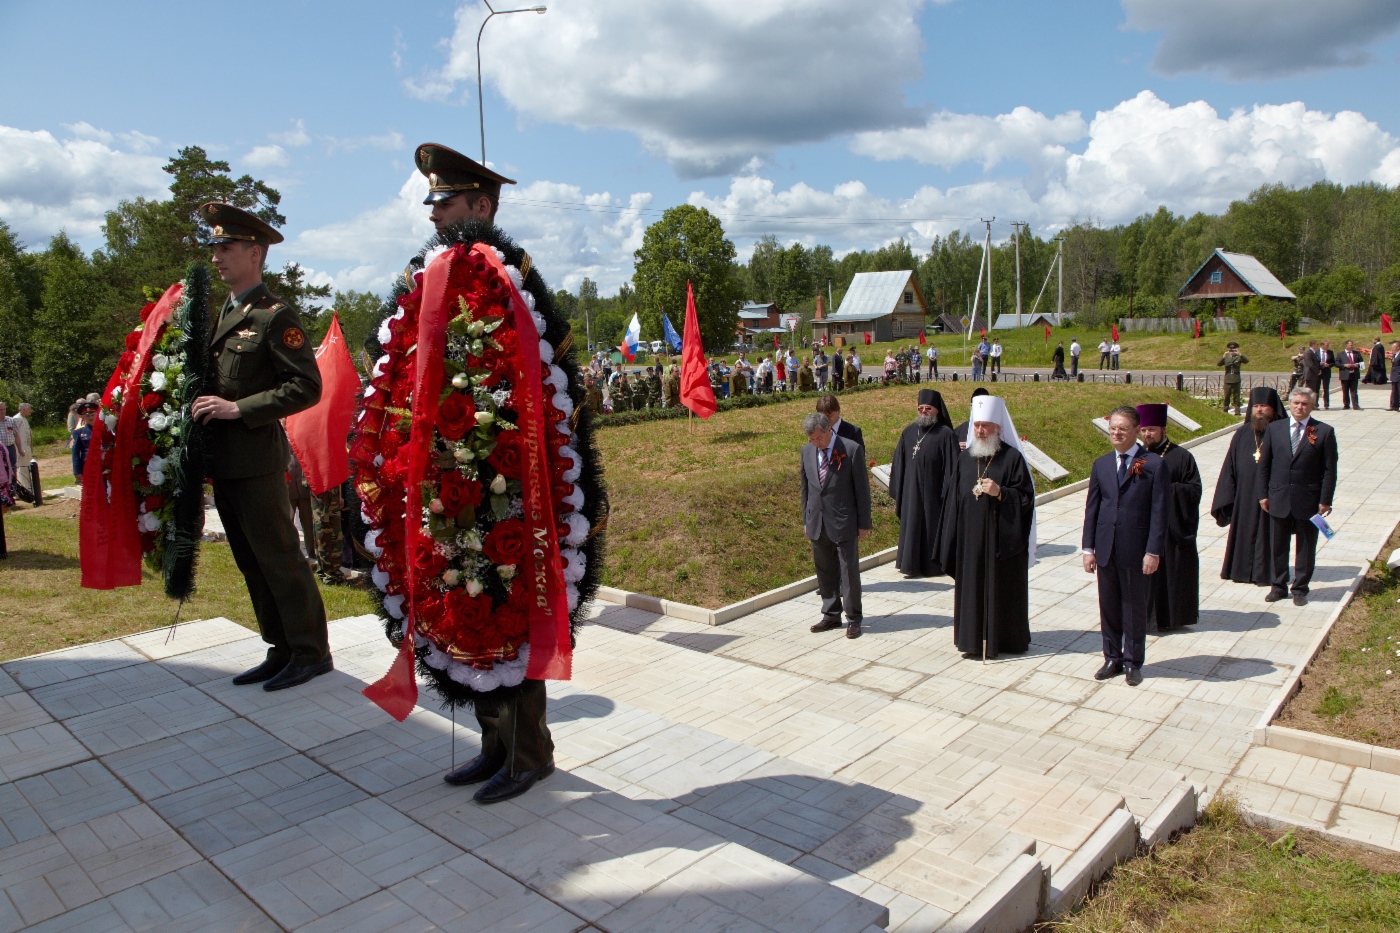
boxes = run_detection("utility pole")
[477,3,548,164]
[1010,221,1026,327]
[980,218,995,332]
[1056,237,1064,325]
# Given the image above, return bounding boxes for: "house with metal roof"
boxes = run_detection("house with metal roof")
[811,270,927,346]
[1179,249,1297,311]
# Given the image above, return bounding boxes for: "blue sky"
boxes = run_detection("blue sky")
[3,0,1399,295]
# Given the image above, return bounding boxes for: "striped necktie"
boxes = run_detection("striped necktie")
[818,446,829,484]
[1291,421,1302,454]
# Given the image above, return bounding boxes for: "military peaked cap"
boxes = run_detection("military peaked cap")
[415,142,516,204]
[201,202,284,246]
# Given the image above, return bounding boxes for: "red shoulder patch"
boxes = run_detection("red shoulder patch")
[282,327,306,349]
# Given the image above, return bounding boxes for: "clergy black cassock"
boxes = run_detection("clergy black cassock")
[889,391,957,576]
[1143,430,1202,630]
[1211,386,1285,585]
[939,441,1035,657]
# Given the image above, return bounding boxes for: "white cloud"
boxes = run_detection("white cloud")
[324,130,405,154]
[0,124,168,246]
[1122,0,1400,80]
[290,172,650,295]
[270,119,311,148]
[243,144,289,168]
[408,0,936,176]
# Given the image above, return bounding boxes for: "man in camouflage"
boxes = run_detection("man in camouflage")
[311,485,344,586]
[645,366,663,409]
[584,373,603,415]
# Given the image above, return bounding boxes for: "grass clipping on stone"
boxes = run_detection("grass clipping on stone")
[595,381,1232,608]
[1279,518,1400,748]
[1038,795,1400,933]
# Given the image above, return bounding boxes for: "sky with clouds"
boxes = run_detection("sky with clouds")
[2,0,1400,296]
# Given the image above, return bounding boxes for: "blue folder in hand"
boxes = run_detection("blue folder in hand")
[1310,513,1335,540]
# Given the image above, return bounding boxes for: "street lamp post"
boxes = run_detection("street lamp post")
[477,2,547,164]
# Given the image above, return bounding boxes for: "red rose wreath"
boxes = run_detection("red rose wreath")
[354,224,605,715]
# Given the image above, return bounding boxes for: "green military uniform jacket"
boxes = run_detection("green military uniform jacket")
[646,374,663,408]
[207,283,322,479]
[664,369,680,408]
[1218,351,1248,384]
[586,385,603,415]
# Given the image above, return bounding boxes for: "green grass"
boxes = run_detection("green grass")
[0,501,372,662]
[595,380,1233,608]
[1280,521,1400,748]
[1038,795,1400,933]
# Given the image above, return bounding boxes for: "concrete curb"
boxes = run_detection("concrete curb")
[941,853,1046,933]
[1256,725,1400,777]
[1046,808,1138,918]
[1238,805,1400,858]
[1140,782,1200,848]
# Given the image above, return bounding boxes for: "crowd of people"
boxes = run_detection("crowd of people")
[797,381,1339,688]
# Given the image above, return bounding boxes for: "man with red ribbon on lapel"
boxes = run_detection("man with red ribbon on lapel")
[356,143,606,805]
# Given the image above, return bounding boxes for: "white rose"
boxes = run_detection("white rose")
[498,564,517,581]
[490,474,507,495]
[442,569,461,587]
[147,455,167,472]
[148,471,166,486]
[149,372,167,392]
[103,414,117,431]
[152,354,169,371]
[474,411,494,426]
[466,579,484,597]
[140,512,161,532]
[451,373,470,389]
[149,413,169,432]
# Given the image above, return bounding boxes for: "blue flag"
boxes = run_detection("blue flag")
[662,313,683,352]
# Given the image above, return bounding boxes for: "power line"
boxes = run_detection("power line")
[496,194,993,228]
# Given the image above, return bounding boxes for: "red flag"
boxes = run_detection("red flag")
[821,333,828,347]
[1111,323,1119,342]
[1194,319,1201,339]
[864,331,871,345]
[679,281,717,418]
[1044,323,1050,346]
[772,333,780,350]
[980,327,986,339]
[285,314,358,495]
[1281,317,1286,342]
[918,329,927,345]
[1383,313,1393,334]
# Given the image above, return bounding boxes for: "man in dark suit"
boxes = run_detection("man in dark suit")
[816,394,864,449]
[1257,387,1338,606]
[801,411,872,639]
[1318,339,1335,409]
[1389,341,1400,412]
[1337,339,1363,410]
[1082,405,1170,686]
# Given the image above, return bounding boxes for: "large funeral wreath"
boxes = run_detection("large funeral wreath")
[352,222,606,709]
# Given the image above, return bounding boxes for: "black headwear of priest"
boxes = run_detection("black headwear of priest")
[1247,385,1285,421]
[917,388,954,430]
[970,387,989,400]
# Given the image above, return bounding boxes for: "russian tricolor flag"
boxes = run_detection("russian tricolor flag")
[621,312,641,361]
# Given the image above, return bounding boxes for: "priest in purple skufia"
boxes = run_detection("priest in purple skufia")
[1211,386,1285,586]
[1136,404,1201,630]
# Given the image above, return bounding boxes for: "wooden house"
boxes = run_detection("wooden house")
[810,271,928,346]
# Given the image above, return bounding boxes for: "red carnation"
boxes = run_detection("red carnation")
[140,392,162,413]
[125,331,141,351]
[483,518,528,566]
[487,429,525,479]
[435,391,476,441]
[139,302,156,322]
[144,494,166,511]
[438,471,483,517]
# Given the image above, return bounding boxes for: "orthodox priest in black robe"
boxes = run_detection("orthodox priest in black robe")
[1211,386,1284,585]
[889,389,958,577]
[1137,404,1202,630]
[939,396,1036,659]
[1364,338,1389,384]
[952,387,990,448]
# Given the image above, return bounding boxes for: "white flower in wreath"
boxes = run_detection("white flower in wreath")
[498,564,517,581]
[149,413,170,432]
[147,455,167,473]
[149,371,167,392]
[148,471,166,486]
[152,354,169,372]
[140,512,161,532]
[103,414,117,431]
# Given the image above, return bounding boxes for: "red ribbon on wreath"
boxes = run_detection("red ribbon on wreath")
[80,283,183,590]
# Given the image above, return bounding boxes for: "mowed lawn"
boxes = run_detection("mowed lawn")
[595,380,1234,608]
[0,497,372,663]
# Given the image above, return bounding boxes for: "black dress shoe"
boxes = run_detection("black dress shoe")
[846,622,862,639]
[263,656,334,691]
[474,761,555,804]
[443,753,506,786]
[1094,661,1124,681]
[1264,589,1286,603]
[1293,593,1308,606]
[810,618,842,633]
[1125,667,1143,687]
[232,657,289,686]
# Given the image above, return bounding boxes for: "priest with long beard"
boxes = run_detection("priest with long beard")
[1211,386,1285,586]
[1136,404,1202,630]
[939,395,1037,659]
[889,388,957,577]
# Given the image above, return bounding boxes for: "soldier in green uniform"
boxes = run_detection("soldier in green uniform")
[645,366,663,409]
[664,363,681,408]
[416,143,556,803]
[584,373,604,415]
[798,356,816,393]
[1217,341,1248,416]
[191,202,331,692]
[614,373,635,411]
